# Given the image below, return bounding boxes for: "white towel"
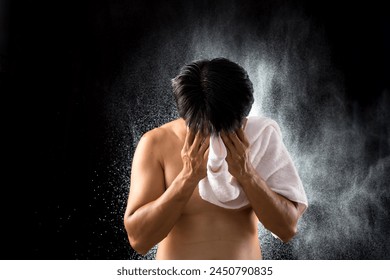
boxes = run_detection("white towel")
[198,116,308,211]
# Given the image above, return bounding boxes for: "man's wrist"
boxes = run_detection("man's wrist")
[236,163,258,186]
[179,167,201,187]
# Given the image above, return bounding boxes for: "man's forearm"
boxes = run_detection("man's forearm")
[237,167,299,242]
[125,170,197,255]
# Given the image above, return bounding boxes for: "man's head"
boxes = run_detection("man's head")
[172,58,254,135]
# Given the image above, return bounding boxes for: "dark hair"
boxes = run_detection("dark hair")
[172,58,254,134]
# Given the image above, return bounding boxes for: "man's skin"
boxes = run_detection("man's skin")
[124,118,305,259]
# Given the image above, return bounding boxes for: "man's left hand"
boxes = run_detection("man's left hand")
[221,128,254,182]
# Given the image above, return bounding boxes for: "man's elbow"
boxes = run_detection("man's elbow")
[279,206,301,243]
[279,225,297,243]
[124,218,151,256]
[127,236,150,256]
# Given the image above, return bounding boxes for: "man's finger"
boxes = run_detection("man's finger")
[199,135,210,154]
[203,147,210,161]
[224,141,233,164]
[228,131,242,149]
[236,128,249,147]
[185,126,196,147]
[191,130,205,152]
[221,132,235,154]
[184,127,190,149]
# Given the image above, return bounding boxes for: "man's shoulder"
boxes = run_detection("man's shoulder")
[141,119,184,144]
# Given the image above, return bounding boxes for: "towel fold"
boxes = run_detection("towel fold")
[198,116,308,211]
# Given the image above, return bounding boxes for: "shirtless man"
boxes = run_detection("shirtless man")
[124,58,307,259]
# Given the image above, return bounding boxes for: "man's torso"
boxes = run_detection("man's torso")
[153,119,261,259]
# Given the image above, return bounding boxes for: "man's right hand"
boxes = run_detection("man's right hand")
[181,128,210,184]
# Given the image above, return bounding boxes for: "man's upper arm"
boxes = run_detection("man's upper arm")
[125,129,166,217]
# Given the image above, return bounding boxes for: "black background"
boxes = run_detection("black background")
[1,0,389,259]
